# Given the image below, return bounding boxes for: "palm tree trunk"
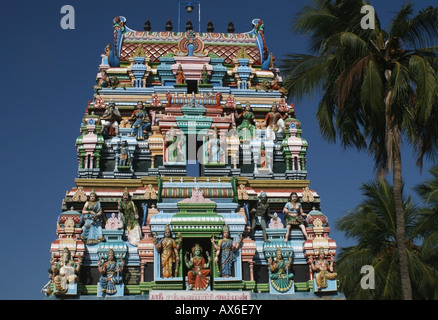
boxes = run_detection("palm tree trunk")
[392,136,413,300]
[385,84,412,299]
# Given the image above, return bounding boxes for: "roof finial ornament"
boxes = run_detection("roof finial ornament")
[185,19,193,31]
[166,19,173,31]
[227,20,235,33]
[144,19,151,32]
[207,20,214,33]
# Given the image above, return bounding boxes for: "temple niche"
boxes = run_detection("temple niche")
[44,14,343,300]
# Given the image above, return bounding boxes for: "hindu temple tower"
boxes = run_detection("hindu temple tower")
[43,12,343,300]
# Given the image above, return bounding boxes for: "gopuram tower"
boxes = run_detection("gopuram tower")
[43,15,344,300]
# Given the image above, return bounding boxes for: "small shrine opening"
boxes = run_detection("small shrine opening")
[187,80,198,94]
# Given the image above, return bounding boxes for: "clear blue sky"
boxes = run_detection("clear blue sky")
[1,0,436,300]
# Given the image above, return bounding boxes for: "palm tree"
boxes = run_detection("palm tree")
[281,0,438,299]
[336,180,438,299]
[414,165,438,275]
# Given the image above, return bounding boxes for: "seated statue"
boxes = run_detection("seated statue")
[185,244,211,290]
[101,100,121,136]
[283,192,308,241]
[268,248,294,293]
[81,189,104,244]
[50,248,82,295]
[130,101,151,140]
[105,212,123,230]
[235,103,255,140]
[308,248,337,291]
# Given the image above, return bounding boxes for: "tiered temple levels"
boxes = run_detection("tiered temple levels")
[44,16,342,299]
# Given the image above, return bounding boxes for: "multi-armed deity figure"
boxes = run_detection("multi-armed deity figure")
[308,248,337,291]
[81,189,104,245]
[50,248,82,295]
[153,225,182,278]
[211,225,242,278]
[250,191,275,242]
[268,247,294,293]
[118,188,142,246]
[97,249,125,296]
[185,244,211,290]
[283,192,308,241]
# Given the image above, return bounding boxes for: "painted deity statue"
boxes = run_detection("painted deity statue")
[98,249,124,296]
[309,248,337,291]
[105,212,123,230]
[50,248,82,295]
[250,191,275,242]
[211,225,242,278]
[268,212,284,228]
[264,103,287,140]
[258,142,270,170]
[176,64,185,84]
[81,189,104,245]
[154,225,182,278]
[283,192,308,241]
[101,100,121,136]
[117,140,131,168]
[130,101,151,140]
[118,188,142,246]
[235,103,255,140]
[201,64,209,84]
[268,248,294,293]
[165,127,185,163]
[206,126,223,163]
[185,244,211,290]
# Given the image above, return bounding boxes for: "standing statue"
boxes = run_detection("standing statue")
[250,191,275,242]
[185,244,211,290]
[176,64,185,84]
[211,225,242,277]
[165,127,185,163]
[130,101,151,140]
[118,188,142,246]
[117,140,131,168]
[153,225,182,278]
[268,248,294,293]
[206,126,223,163]
[81,189,104,245]
[283,192,308,241]
[98,249,124,296]
[50,248,82,295]
[308,248,337,291]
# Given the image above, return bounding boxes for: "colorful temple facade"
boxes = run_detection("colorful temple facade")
[43,15,343,299]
